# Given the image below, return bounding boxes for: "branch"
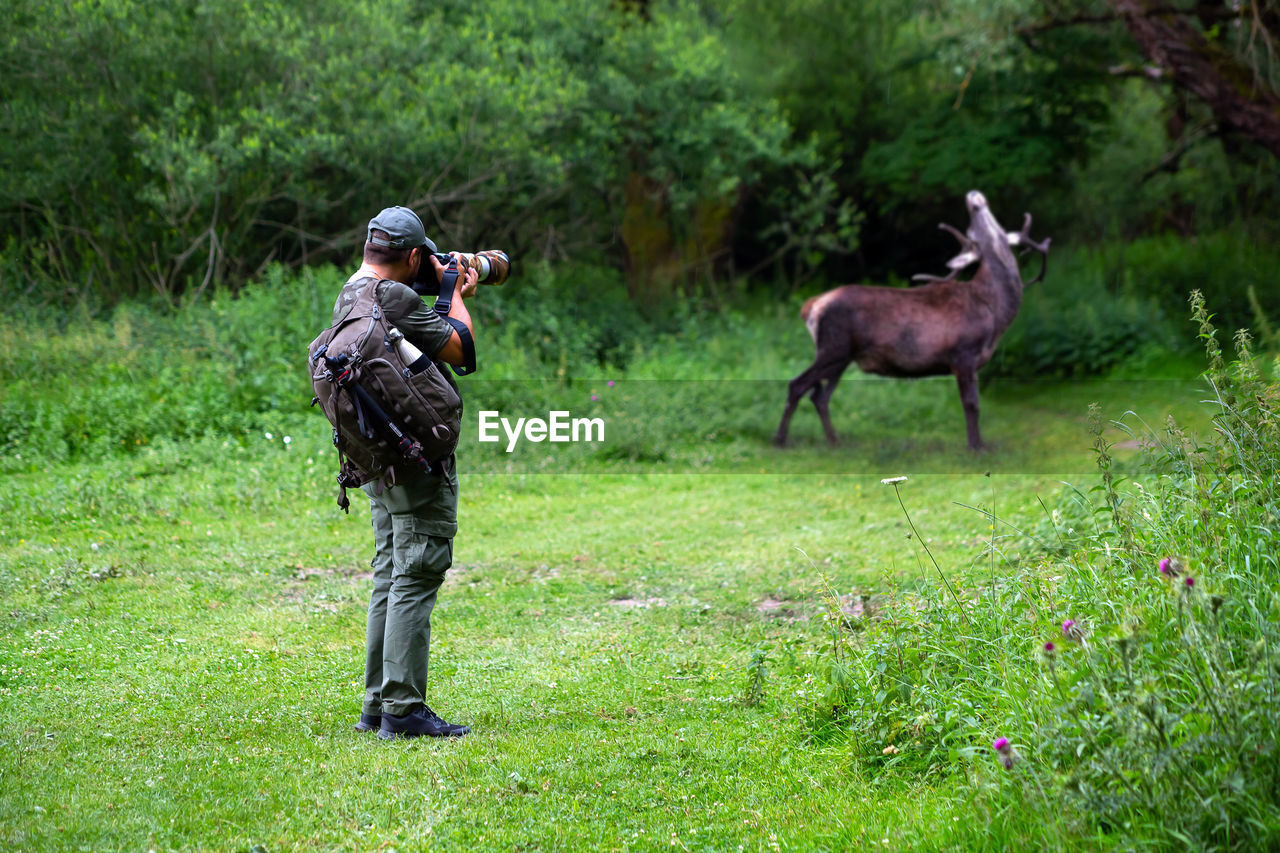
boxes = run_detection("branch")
[1109,0,1280,159]
[1107,62,1166,79]
[1140,122,1220,182]
[1018,4,1242,37]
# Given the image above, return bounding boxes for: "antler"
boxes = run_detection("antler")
[940,222,976,251]
[1005,213,1051,285]
[911,221,980,283]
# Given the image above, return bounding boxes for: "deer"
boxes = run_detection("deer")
[773,190,1050,451]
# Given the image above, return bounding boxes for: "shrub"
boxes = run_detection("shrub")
[985,244,1179,379]
[1089,228,1280,342]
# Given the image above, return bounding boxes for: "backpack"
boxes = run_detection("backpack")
[308,274,467,511]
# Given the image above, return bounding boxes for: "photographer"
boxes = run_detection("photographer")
[334,205,477,739]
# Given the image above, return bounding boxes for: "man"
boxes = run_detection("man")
[334,205,477,739]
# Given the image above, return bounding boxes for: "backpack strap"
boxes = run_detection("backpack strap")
[334,446,352,513]
[431,257,477,376]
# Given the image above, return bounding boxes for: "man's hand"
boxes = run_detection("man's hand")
[427,253,479,299]
[455,254,479,299]
[429,252,478,369]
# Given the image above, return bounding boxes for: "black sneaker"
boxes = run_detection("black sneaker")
[377,705,470,739]
[354,712,381,733]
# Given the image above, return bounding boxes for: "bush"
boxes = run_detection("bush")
[0,267,332,471]
[985,243,1180,380]
[1092,228,1280,341]
[985,228,1280,381]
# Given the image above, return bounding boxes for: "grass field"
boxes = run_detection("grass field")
[0,358,1219,850]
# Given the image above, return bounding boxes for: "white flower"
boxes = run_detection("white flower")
[265,432,274,440]
[283,436,292,445]
[880,476,908,485]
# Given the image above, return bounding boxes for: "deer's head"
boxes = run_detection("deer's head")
[913,190,1050,286]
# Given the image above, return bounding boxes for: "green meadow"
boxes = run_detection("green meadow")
[8,268,1275,850]
[8,0,1280,847]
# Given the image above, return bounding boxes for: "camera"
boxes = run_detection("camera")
[413,249,510,296]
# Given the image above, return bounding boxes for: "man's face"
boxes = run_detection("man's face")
[403,247,423,284]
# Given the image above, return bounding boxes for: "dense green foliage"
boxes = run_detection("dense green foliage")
[6,0,1280,323]
[1,0,792,302]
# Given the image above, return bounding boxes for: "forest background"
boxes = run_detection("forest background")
[3,0,1280,850]
[6,0,1280,328]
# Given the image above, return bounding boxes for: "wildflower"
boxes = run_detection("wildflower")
[265,432,273,440]
[283,436,292,446]
[591,394,598,402]
[1158,558,1171,575]
[1184,576,1195,589]
[1043,641,1055,656]
[880,476,908,485]
[607,380,615,387]
[992,737,1015,770]
[1061,619,1087,646]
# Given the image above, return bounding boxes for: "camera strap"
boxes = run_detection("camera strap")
[432,257,477,375]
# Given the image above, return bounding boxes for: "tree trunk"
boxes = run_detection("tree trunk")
[1109,0,1280,158]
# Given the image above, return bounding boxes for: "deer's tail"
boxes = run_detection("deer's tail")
[800,295,819,323]
[800,295,822,344]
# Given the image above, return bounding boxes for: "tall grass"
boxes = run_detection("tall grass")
[3,232,1275,472]
[810,291,1280,848]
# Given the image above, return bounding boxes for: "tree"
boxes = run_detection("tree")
[1106,0,1280,158]
[0,0,794,303]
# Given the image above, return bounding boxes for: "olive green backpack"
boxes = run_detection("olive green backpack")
[308,275,464,511]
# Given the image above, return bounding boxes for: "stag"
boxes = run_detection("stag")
[774,190,1050,451]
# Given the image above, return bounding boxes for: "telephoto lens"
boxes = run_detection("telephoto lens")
[470,250,510,286]
[436,251,511,286]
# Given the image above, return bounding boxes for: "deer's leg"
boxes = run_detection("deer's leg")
[810,372,843,445]
[953,365,984,450]
[776,356,848,446]
[775,370,816,447]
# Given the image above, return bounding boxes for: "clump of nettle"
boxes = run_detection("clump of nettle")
[806,292,1280,847]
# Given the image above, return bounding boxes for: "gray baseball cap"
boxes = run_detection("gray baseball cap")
[366,206,438,252]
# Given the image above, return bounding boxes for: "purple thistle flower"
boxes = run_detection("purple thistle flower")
[607,380,615,387]
[1159,558,1171,575]
[1185,576,1195,589]
[1043,641,1056,655]
[591,394,598,401]
[992,737,1015,769]
[1061,619,1086,644]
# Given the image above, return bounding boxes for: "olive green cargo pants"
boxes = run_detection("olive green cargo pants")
[361,458,458,718]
